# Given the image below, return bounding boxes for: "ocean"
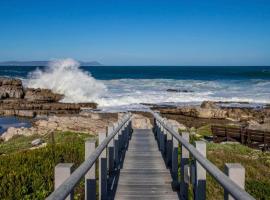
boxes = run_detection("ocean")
[1,60,270,111]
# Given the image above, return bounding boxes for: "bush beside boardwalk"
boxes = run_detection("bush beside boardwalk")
[0,131,93,199]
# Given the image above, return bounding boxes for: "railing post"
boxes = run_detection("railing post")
[55,163,74,200]
[224,163,245,200]
[166,128,173,166]
[118,119,123,151]
[107,125,115,175]
[113,123,119,168]
[123,120,129,148]
[172,125,179,186]
[99,132,107,200]
[156,121,160,143]
[160,119,165,152]
[153,118,157,137]
[129,114,132,136]
[162,119,168,155]
[194,141,206,200]
[85,139,96,200]
[180,132,190,200]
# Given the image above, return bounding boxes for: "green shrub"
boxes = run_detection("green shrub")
[0,132,93,199]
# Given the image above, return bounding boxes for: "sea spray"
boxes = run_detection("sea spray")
[26,58,106,102]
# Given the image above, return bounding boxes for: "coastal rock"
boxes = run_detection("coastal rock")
[157,105,270,123]
[167,119,187,130]
[1,114,118,141]
[167,89,193,93]
[0,77,98,117]
[31,138,44,146]
[132,114,152,129]
[1,127,35,141]
[248,118,270,131]
[0,77,22,86]
[200,101,218,109]
[0,77,24,99]
[24,88,63,102]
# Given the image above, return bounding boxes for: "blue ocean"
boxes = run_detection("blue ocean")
[1,60,270,110]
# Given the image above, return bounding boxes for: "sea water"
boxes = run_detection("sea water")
[0,59,270,111]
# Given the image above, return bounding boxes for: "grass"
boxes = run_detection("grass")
[180,127,270,200]
[196,124,212,137]
[206,143,270,200]
[0,131,95,200]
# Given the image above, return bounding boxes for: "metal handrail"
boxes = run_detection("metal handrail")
[46,113,132,200]
[152,111,255,200]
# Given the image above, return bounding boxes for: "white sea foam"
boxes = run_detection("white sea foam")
[96,78,270,110]
[26,58,106,102]
[25,59,270,110]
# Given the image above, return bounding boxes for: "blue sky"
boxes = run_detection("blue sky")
[0,0,270,65]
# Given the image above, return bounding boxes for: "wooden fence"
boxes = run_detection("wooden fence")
[211,125,270,151]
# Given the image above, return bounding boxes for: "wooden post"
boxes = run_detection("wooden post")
[129,116,132,136]
[153,118,157,137]
[224,163,245,200]
[99,132,107,200]
[113,123,119,167]
[160,123,165,154]
[163,126,168,156]
[55,163,74,200]
[85,139,96,200]
[107,125,114,174]
[172,126,179,185]
[166,130,173,166]
[180,132,190,199]
[123,122,129,148]
[118,120,123,151]
[194,141,206,200]
[159,119,165,152]
[263,133,267,151]
[157,121,161,143]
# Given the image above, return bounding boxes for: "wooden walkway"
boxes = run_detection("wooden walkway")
[114,129,179,200]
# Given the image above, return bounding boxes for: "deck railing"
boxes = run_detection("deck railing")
[46,112,132,200]
[152,111,255,200]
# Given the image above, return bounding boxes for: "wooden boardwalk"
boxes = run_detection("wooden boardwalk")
[114,129,179,200]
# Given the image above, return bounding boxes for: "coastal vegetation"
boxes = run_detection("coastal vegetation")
[186,128,270,200]
[0,131,94,199]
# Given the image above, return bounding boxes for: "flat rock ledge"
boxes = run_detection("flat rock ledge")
[1,112,119,141]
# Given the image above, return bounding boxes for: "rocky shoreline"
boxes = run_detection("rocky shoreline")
[0,77,97,117]
[1,77,269,142]
[152,101,270,131]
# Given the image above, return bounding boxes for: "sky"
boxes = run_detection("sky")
[0,0,270,66]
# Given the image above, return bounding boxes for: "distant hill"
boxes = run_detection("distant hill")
[0,61,102,66]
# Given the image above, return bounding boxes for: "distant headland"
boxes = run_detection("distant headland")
[0,60,102,66]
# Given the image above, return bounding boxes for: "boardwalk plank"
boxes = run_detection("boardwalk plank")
[114,129,179,200]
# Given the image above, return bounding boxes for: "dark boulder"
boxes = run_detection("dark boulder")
[166,89,193,93]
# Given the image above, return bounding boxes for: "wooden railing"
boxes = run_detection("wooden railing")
[212,125,270,151]
[46,112,132,200]
[152,111,255,200]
